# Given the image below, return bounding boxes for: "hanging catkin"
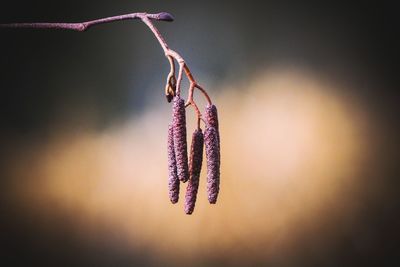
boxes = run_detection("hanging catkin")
[205,104,219,129]
[204,125,220,204]
[172,96,189,182]
[167,124,180,203]
[184,128,204,214]
[205,104,220,145]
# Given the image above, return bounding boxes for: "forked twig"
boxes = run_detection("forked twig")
[1,12,221,212]
[0,11,212,121]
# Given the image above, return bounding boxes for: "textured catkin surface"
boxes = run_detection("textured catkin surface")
[184,128,204,214]
[172,96,189,182]
[205,126,220,204]
[205,104,219,130]
[167,124,179,204]
[205,104,220,149]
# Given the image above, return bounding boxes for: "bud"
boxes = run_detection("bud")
[157,12,174,22]
[166,93,173,103]
[172,96,189,182]
[204,126,220,204]
[184,128,204,214]
[167,124,179,203]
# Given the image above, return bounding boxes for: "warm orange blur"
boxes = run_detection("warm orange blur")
[6,68,370,265]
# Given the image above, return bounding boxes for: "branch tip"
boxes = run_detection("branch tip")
[154,12,174,22]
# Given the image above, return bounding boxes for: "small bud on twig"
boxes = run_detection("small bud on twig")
[156,12,174,22]
[172,96,189,182]
[204,126,220,204]
[184,128,204,214]
[167,124,180,204]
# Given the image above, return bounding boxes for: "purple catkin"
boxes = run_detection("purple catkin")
[184,128,204,214]
[167,124,180,204]
[205,126,220,204]
[172,96,189,182]
[205,104,219,130]
[205,104,220,147]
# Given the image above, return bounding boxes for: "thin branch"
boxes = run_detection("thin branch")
[0,12,174,31]
[137,16,213,112]
[194,83,212,105]
[0,11,212,123]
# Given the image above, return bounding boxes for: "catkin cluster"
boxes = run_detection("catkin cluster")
[167,96,220,214]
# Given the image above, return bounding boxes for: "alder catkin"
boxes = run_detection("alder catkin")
[167,124,179,204]
[184,128,204,214]
[205,125,220,204]
[205,104,220,145]
[205,104,219,130]
[172,96,189,182]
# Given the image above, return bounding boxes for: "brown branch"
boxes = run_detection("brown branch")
[0,12,174,31]
[0,11,212,123]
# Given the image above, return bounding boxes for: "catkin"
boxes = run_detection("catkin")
[205,104,220,144]
[172,96,189,182]
[205,104,221,204]
[167,124,179,204]
[205,125,220,204]
[205,104,219,130]
[184,128,204,214]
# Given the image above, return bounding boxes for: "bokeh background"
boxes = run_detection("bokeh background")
[0,1,398,266]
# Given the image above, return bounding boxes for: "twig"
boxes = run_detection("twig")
[0,11,212,121]
[140,16,212,119]
[0,12,174,31]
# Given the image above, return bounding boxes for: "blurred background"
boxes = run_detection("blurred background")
[0,1,398,266]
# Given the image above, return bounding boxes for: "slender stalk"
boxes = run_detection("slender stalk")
[0,11,212,121]
[142,16,212,111]
[0,12,173,31]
